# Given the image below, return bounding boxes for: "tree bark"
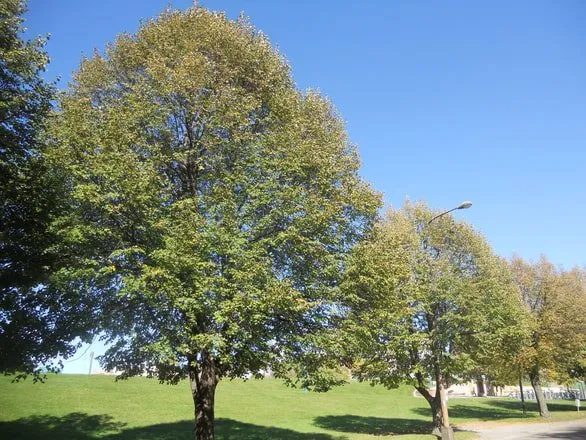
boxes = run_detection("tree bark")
[189,352,219,440]
[476,376,485,397]
[416,385,442,434]
[435,370,453,439]
[415,373,443,435]
[519,374,526,415]
[529,368,550,418]
[430,395,443,435]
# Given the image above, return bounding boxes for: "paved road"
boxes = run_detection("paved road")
[470,419,586,440]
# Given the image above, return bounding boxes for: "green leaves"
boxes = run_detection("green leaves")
[0,0,94,378]
[339,202,524,389]
[47,6,381,385]
[510,257,586,384]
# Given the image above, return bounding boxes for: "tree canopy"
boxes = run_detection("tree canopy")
[509,256,586,417]
[47,7,380,439]
[0,0,98,379]
[6,3,585,439]
[339,202,524,433]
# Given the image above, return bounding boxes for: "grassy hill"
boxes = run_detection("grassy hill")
[0,374,583,439]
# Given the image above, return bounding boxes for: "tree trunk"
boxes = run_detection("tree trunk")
[529,368,550,418]
[486,379,495,397]
[430,394,443,435]
[435,371,454,440]
[415,372,443,436]
[416,385,442,434]
[476,376,485,397]
[519,374,526,415]
[189,352,219,440]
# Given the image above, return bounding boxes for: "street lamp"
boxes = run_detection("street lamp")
[428,201,472,224]
[425,200,472,440]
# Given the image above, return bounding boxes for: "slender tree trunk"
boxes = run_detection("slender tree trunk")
[529,367,550,418]
[189,352,219,440]
[435,370,454,439]
[476,376,485,397]
[430,395,443,435]
[415,370,445,436]
[416,385,442,434]
[486,379,495,397]
[519,374,526,415]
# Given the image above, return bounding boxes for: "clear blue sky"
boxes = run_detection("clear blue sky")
[24,0,586,372]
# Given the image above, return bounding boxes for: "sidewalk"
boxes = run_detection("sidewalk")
[462,418,586,440]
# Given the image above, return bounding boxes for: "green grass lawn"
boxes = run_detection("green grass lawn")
[0,375,584,440]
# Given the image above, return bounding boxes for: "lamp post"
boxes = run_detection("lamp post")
[428,201,472,224]
[426,201,472,440]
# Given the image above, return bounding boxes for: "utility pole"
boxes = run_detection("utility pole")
[88,351,94,375]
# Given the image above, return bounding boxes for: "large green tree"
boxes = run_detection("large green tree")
[340,203,523,435]
[48,7,380,439]
[510,256,586,417]
[0,0,97,378]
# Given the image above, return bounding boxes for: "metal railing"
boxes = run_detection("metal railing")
[507,389,584,400]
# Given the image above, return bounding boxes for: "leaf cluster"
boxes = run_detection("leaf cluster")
[509,256,586,384]
[46,6,381,383]
[0,0,97,379]
[338,202,525,389]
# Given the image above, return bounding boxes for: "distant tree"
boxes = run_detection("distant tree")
[0,0,97,379]
[47,7,380,440]
[569,357,586,383]
[510,257,586,417]
[339,203,523,435]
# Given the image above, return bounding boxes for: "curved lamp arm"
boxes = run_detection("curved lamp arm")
[428,201,472,225]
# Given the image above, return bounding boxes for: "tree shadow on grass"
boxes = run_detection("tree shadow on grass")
[215,419,346,440]
[411,402,531,421]
[313,415,432,436]
[0,413,125,440]
[410,398,577,422]
[0,413,345,440]
[483,399,577,413]
[115,419,343,440]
